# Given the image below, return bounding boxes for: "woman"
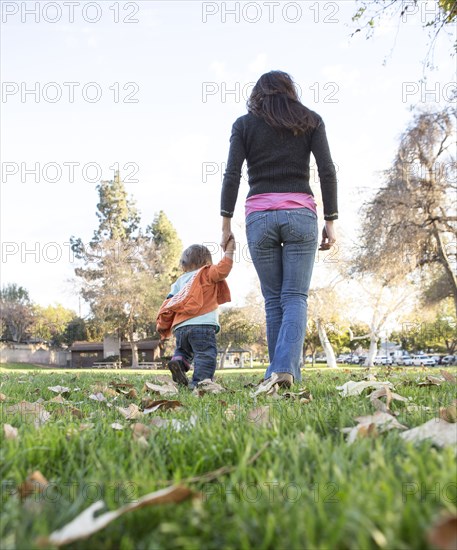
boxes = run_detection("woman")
[220,70,338,387]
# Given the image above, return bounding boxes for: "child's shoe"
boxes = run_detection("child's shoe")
[168,360,189,387]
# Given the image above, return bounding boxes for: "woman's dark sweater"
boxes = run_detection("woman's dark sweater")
[220,112,338,221]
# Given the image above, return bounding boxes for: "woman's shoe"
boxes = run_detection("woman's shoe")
[264,372,293,388]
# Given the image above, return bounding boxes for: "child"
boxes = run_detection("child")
[156,239,235,389]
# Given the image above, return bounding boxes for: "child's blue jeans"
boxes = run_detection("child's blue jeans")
[172,324,218,387]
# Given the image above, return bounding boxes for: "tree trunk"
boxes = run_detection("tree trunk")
[317,319,337,368]
[218,341,231,370]
[128,333,139,369]
[432,223,457,317]
[366,338,378,367]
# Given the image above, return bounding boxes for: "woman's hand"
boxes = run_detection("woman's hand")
[221,217,235,252]
[319,221,336,251]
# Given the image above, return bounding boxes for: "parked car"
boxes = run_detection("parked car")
[373,355,393,365]
[442,355,457,366]
[411,354,436,366]
[396,354,413,366]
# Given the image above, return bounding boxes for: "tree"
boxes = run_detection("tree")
[218,307,261,368]
[355,107,457,315]
[0,284,34,343]
[348,277,415,366]
[352,0,457,63]
[70,171,182,367]
[33,304,77,346]
[307,286,352,368]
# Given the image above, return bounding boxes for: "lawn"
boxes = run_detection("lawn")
[1,365,456,549]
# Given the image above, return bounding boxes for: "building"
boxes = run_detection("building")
[70,337,163,368]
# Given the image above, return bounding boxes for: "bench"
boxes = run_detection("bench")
[93,362,121,369]
[138,362,163,369]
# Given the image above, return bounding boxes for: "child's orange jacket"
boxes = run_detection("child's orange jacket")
[156,256,232,339]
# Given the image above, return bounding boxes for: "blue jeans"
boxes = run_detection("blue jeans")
[246,208,318,382]
[172,325,218,387]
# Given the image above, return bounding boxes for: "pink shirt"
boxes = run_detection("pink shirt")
[245,192,317,218]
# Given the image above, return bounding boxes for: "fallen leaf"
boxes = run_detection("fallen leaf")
[143,400,183,414]
[369,387,408,413]
[131,423,152,439]
[194,379,226,395]
[427,514,457,550]
[250,373,279,397]
[111,422,124,430]
[440,401,457,423]
[3,423,19,440]
[337,380,394,397]
[47,485,195,546]
[143,381,178,397]
[247,406,272,428]
[342,411,407,444]
[440,370,457,384]
[5,401,51,427]
[417,375,443,387]
[116,404,141,420]
[48,386,70,395]
[149,415,197,432]
[49,394,67,404]
[109,382,134,389]
[283,388,313,402]
[0,393,6,402]
[224,404,242,421]
[89,393,106,402]
[91,384,117,397]
[127,388,138,399]
[400,418,457,448]
[19,471,49,499]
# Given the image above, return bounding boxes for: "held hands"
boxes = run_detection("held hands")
[319,221,337,251]
[225,234,236,253]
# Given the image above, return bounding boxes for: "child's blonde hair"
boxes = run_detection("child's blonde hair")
[180,244,213,272]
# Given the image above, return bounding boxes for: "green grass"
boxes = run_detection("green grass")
[1,365,456,549]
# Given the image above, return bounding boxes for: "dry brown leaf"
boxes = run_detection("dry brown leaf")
[337,380,394,397]
[400,418,457,447]
[194,379,226,395]
[342,411,407,444]
[47,485,194,546]
[109,382,134,389]
[91,384,118,397]
[247,406,272,428]
[116,404,141,420]
[111,422,123,430]
[417,375,443,387]
[250,373,279,397]
[0,392,7,402]
[3,423,19,440]
[19,471,49,499]
[131,422,152,439]
[48,386,70,395]
[89,393,106,402]
[5,401,51,427]
[143,381,178,397]
[427,514,457,550]
[440,370,457,384]
[439,401,457,423]
[224,404,242,421]
[49,394,67,404]
[369,387,409,413]
[127,388,138,399]
[143,400,183,414]
[283,389,313,401]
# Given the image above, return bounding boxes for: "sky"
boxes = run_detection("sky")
[1,0,455,316]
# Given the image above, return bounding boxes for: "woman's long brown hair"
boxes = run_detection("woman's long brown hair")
[247,71,318,136]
